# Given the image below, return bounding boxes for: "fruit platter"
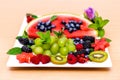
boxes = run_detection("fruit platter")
[7,7,112,67]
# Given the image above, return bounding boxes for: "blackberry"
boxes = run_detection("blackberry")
[83,40,91,49]
[73,49,86,56]
[18,37,29,45]
[83,36,95,43]
[21,45,32,53]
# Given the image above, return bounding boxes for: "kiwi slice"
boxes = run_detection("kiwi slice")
[51,55,67,64]
[88,51,108,63]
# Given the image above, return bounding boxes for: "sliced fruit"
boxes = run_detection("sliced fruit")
[26,14,98,38]
[88,51,108,62]
[51,55,67,64]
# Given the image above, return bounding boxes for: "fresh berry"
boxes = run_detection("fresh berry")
[21,45,32,53]
[83,36,95,43]
[16,52,34,63]
[30,55,41,64]
[37,20,56,32]
[75,44,83,51]
[41,55,50,64]
[67,54,77,64]
[83,40,91,49]
[26,15,34,23]
[28,39,34,45]
[18,37,29,45]
[78,57,88,63]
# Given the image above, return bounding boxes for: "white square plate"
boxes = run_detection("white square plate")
[6,17,112,68]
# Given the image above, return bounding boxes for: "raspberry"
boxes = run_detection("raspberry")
[30,55,41,64]
[75,44,83,51]
[67,54,77,64]
[78,57,88,63]
[41,55,50,64]
[26,14,34,23]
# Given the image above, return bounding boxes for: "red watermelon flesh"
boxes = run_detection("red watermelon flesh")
[27,15,96,38]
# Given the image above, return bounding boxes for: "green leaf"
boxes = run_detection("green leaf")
[94,17,102,25]
[100,19,109,28]
[16,31,28,39]
[88,24,98,29]
[32,15,38,18]
[7,47,22,55]
[50,15,57,21]
[53,31,63,38]
[83,12,88,19]
[37,32,45,40]
[37,31,51,44]
[98,29,105,38]
[105,38,112,42]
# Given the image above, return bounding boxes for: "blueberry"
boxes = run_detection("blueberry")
[73,27,77,31]
[83,36,95,43]
[65,24,70,29]
[47,26,51,30]
[70,23,75,28]
[75,38,80,41]
[79,39,84,44]
[18,37,29,45]
[78,21,83,25]
[51,25,55,28]
[74,41,79,45]
[61,20,66,25]
[76,23,80,29]
[29,39,34,45]
[40,25,45,31]
[45,20,51,26]
[68,27,73,33]
[21,45,32,53]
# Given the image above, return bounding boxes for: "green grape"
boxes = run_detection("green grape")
[50,36,58,45]
[33,46,43,54]
[59,47,68,56]
[66,39,74,46]
[58,37,67,47]
[51,43,59,55]
[67,44,76,52]
[34,38,42,46]
[42,43,50,50]
[31,45,36,50]
[43,50,52,56]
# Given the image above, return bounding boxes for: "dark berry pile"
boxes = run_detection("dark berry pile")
[61,20,83,33]
[17,37,34,53]
[37,20,55,32]
[72,36,95,55]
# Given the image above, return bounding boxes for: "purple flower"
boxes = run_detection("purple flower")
[85,7,95,20]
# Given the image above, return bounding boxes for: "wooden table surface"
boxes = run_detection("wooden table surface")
[0,0,120,80]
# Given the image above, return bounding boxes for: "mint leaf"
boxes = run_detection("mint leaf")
[105,38,112,42]
[98,29,105,38]
[88,24,98,29]
[7,47,22,55]
[100,19,109,28]
[50,15,57,21]
[16,31,28,39]
[32,15,38,18]
[37,31,51,44]
[53,31,63,38]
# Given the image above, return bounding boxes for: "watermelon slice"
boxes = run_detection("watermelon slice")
[26,14,98,38]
